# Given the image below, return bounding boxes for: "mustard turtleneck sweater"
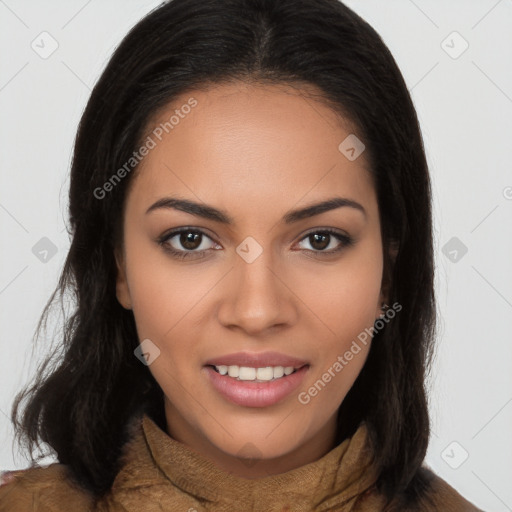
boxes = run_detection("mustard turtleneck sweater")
[0,414,482,511]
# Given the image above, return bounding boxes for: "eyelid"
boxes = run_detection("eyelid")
[157,227,220,250]
[294,227,354,252]
[296,226,352,242]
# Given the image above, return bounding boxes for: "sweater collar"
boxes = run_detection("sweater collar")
[113,413,381,511]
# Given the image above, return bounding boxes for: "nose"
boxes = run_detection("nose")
[217,247,298,335]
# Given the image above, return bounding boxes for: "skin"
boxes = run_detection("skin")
[115,81,388,478]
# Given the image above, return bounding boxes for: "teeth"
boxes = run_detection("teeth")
[214,365,298,381]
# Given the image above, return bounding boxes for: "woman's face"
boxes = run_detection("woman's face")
[116,82,386,477]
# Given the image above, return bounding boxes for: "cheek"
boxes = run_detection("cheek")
[122,235,209,345]
[124,250,212,393]
[294,241,383,341]
[297,257,379,411]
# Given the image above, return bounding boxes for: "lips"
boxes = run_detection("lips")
[203,351,309,369]
[204,364,310,407]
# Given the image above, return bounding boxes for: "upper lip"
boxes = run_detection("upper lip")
[204,351,309,369]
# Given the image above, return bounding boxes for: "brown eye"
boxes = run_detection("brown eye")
[297,229,354,254]
[309,233,330,251]
[180,231,202,250]
[158,228,219,260]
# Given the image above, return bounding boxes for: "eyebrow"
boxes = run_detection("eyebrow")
[145,196,366,224]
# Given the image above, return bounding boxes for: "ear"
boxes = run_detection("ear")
[376,240,399,320]
[115,247,132,310]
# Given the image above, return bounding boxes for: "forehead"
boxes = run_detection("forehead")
[128,82,376,218]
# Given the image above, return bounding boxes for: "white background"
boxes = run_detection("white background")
[1,1,511,510]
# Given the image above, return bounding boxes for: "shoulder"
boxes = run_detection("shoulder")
[0,464,94,512]
[388,465,483,511]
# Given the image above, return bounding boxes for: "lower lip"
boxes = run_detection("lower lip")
[204,365,309,408]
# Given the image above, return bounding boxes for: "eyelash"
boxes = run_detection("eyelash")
[157,227,354,261]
